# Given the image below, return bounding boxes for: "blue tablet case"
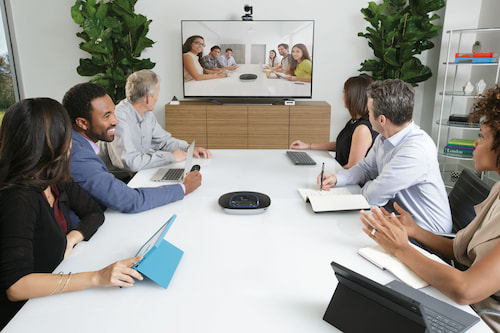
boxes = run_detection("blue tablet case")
[133,215,184,289]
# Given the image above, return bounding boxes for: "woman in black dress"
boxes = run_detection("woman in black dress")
[0,98,143,329]
[289,75,378,168]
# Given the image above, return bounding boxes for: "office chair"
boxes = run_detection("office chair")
[440,169,491,237]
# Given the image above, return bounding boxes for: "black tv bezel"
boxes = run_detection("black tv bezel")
[180,19,315,101]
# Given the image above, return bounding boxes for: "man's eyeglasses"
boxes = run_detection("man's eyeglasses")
[193,41,206,47]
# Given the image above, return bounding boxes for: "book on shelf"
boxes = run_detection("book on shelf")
[445,144,474,151]
[447,138,475,147]
[448,114,469,123]
[456,52,498,58]
[454,57,498,63]
[358,243,449,289]
[444,147,473,156]
[297,188,370,212]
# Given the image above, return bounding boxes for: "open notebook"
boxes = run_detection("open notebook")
[358,243,449,289]
[298,188,370,212]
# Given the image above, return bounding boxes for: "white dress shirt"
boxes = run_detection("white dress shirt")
[335,121,452,233]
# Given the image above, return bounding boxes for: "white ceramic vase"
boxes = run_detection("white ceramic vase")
[476,79,487,95]
[463,81,474,95]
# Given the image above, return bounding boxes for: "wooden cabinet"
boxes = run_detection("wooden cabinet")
[165,101,330,149]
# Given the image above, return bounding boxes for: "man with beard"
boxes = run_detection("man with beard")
[62,82,202,220]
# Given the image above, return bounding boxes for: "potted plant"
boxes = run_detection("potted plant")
[472,41,481,53]
[358,0,445,86]
[71,0,155,102]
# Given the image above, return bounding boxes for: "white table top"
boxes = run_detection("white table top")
[4,150,489,332]
[184,64,311,97]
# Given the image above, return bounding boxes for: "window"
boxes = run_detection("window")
[0,0,20,124]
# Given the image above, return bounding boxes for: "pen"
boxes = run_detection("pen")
[320,162,325,192]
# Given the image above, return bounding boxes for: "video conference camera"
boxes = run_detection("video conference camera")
[242,5,253,21]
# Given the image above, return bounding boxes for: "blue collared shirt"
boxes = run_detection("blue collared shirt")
[336,122,452,233]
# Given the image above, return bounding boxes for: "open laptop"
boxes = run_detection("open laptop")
[133,214,184,289]
[323,261,480,333]
[151,141,195,182]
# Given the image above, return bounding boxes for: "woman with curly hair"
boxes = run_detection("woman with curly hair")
[359,84,500,331]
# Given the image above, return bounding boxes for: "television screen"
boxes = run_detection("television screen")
[181,20,314,100]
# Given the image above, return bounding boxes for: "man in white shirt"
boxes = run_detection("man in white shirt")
[99,69,211,177]
[319,79,452,233]
[217,48,238,68]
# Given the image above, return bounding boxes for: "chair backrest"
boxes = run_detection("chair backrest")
[448,169,491,233]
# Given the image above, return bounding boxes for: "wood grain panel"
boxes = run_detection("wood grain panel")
[165,103,207,147]
[207,105,247,148]
[248,105,289,149]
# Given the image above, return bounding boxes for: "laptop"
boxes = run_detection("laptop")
[133,214,184,289]
[323,261,480,333]
[151,141,196,182]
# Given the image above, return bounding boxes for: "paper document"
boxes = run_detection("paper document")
[298,188,370,212]
[358,243,449,289]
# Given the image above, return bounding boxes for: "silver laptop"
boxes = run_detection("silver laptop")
[151,141,195,182]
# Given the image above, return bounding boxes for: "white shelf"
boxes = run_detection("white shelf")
[436,119,480,129]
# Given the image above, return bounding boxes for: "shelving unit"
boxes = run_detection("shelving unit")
[436,27,500,189]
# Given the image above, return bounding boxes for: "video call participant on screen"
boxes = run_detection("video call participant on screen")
[217,48,238,68]
[62,82,202,215]
[360,85,500,331]
[290,76,378,169]
[267,50,279,68]
[202,45,237,72]
[285,43,312,83]
[274,43,291,71]
[182,35,227,81]
[319,79,451,233]
[99,69,211,176]
[0,98,143,330]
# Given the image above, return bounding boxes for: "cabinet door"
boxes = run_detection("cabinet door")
[165,104,207,147]
[248,105,289,149]
[289,104,330,144]
[207,105,247,148]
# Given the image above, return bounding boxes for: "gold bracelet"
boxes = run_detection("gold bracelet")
[59,272,72,294]
[49,272,64,296]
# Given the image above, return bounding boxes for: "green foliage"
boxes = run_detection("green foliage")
[0,55,15,109]
[358,0,445,86]
[71,0,155,102]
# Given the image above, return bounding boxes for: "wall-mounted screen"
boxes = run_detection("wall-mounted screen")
[181,20,314,100]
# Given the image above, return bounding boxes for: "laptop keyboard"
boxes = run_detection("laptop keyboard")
[161,168,184,181]
[425,308,465,332]
[286,151,316,165]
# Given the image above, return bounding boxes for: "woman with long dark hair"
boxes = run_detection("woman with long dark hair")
[285,43,312,83]
[0,98,143,329]
[290,76,378,168]
[182,35,227,81]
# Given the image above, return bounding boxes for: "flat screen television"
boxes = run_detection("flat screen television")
[181,20,314,102]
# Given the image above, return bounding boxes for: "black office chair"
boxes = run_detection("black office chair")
[448,168,491,234]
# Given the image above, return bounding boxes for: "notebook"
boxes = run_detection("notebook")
[151,141,195,182]
[358,243,449,289]
[133,215,184,289]
[323,261,480,333]
[298,187,370,212]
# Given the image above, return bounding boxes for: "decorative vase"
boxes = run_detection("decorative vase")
[476,79,487,95]
[472,43,481,53]
[463,81,474,95]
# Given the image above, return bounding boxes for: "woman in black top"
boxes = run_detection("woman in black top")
[290,76,378,168]
[0,98,143,329]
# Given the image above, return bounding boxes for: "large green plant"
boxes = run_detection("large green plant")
[358,0,445,86]
[71,0,155,102]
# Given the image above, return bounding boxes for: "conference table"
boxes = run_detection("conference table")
[4,150,489,332]
[184,64,311,97]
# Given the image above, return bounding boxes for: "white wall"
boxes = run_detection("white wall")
[7,0,455,140]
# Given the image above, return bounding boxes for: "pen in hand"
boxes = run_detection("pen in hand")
[320,162,325,192]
